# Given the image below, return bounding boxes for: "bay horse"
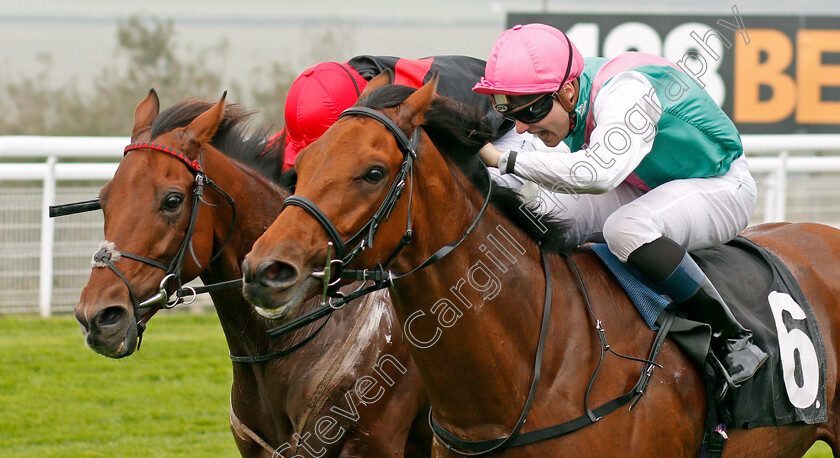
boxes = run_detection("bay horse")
[73,90,430,457]
[241,75,840,456]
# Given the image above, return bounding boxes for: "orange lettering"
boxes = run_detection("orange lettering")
[734,29,796,123]
[796,30,840,124]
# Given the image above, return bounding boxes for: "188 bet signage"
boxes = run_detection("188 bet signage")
[508,10,840,134]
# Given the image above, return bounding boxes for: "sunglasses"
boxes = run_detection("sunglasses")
[491,92,556,124]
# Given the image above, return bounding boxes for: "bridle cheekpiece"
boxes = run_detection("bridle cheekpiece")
[90,142,237,347]
[268,106,492,339]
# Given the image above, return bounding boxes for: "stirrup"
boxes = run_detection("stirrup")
[725,343,768,381]
[709,346,769,401]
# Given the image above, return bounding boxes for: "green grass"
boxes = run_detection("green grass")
[0,313,834,457]
[0,312,238,457]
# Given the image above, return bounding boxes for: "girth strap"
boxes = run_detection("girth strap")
[428,253,677,455]
[430,248,553,456]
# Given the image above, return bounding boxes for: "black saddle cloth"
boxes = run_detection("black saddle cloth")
[683,236,827,427]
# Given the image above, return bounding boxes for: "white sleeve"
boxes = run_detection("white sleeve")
[487,167,527,191]
[499,71,662,194]
[487,127,540,192]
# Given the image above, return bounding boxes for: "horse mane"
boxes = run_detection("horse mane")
[357,85,576,254]
[149,100,289,189]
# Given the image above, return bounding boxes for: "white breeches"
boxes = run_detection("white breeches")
[526,155,757,262]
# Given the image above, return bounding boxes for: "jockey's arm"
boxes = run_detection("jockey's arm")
[497,72,662,194]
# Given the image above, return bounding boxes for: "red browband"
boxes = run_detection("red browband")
[123,142,202,172]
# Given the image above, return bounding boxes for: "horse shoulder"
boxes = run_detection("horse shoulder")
[538,249,704,450]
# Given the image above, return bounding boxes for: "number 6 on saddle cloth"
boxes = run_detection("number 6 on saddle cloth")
[590,236,827,428]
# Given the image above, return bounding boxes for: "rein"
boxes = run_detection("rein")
[267,103,674,453]
[51,142,242,348]
[428,251,674,455]
[59,141,328,362]
[268,106,492,339]
[283,107,420,276]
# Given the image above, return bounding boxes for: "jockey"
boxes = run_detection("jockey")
[273,55,537,191]
[473,23,767,390]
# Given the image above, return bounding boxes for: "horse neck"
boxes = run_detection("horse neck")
[202,150,350,445]
[386,151,567,427]
[197,149,290,357]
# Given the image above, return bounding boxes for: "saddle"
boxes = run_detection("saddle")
[589,236,827,446]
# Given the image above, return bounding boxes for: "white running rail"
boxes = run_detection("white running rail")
[1,134,839,316]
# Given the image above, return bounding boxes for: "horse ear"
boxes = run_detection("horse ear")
[394,73,438,131]
[183,91,227,152]
[359,71,392,98]
[132,89,159,142]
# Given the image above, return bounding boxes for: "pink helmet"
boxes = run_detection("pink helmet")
[283,61,368,169]
[473,23,584,96]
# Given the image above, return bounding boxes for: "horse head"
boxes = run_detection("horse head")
[242,74,444,319]
[75,91,231,357]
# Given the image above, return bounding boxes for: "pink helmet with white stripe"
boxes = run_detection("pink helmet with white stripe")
[473,23,584,96]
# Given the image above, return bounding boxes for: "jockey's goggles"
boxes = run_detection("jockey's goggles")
[491,92,556,124]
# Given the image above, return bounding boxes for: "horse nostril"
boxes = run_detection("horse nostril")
[75,310,89,333]
[256,260,298,288]
[93,306,129,330]
[242,259,255,283]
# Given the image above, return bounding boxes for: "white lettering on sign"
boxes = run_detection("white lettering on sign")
[566,20,729,105]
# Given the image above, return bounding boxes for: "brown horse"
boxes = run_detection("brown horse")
[241,75,840,456]
[73,90,430,457]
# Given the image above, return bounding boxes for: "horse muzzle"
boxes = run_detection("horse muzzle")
[241,258,322,321]
[76,303,139,358]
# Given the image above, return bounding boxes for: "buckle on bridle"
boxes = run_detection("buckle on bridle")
[328,295,347,310]
[171,285,197,308]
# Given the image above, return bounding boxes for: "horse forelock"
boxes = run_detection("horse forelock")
[359,85,576,254]
[148,100,288,188]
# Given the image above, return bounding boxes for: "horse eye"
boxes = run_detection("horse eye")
[364,167,386,183]
[163,193,184,211]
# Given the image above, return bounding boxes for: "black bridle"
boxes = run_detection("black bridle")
[53,142,240,349]
[55,141,334,362]
[267,105,674,455]
[285,109,418,278]
[267,106,492,339]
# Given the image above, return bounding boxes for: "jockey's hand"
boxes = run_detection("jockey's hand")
[478,143,503,168]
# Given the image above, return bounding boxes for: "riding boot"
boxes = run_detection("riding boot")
[627,237,768,387]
